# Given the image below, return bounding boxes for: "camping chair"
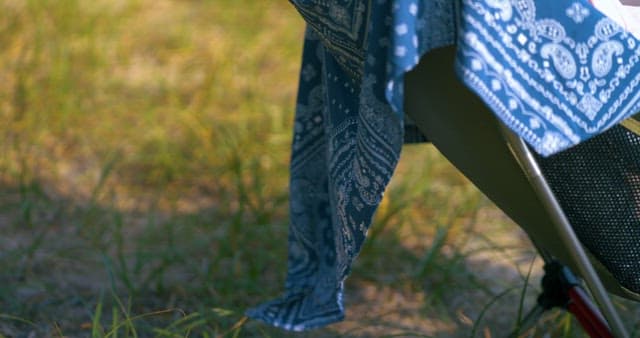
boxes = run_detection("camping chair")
[404,45,640,337]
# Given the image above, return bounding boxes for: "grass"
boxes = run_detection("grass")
[0,1,639,337]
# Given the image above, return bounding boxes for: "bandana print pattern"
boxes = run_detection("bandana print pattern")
[247,0,640,331]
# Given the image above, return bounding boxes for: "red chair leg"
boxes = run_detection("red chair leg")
[568,287,614,338]
[511,261,615,338]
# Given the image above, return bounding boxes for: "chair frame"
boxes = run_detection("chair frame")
[501,125,628,337]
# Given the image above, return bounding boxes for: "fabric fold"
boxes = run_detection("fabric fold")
[247,0,640,331]
[456,0,640,156]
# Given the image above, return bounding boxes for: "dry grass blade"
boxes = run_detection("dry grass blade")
[0,1,639,337]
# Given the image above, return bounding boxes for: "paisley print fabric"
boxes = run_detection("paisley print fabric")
[246,0,640,331]
[458,0,640,155]
[590,0,640,37]
[290,0,372,79]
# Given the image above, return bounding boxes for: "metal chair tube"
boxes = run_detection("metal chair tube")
[500,125,629,338]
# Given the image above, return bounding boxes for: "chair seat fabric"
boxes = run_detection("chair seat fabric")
[538,125,640,294]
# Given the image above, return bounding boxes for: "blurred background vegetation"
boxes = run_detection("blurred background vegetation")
[1,0,639,337]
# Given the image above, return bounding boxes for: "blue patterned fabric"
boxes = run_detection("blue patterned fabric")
[246,0,640,331]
